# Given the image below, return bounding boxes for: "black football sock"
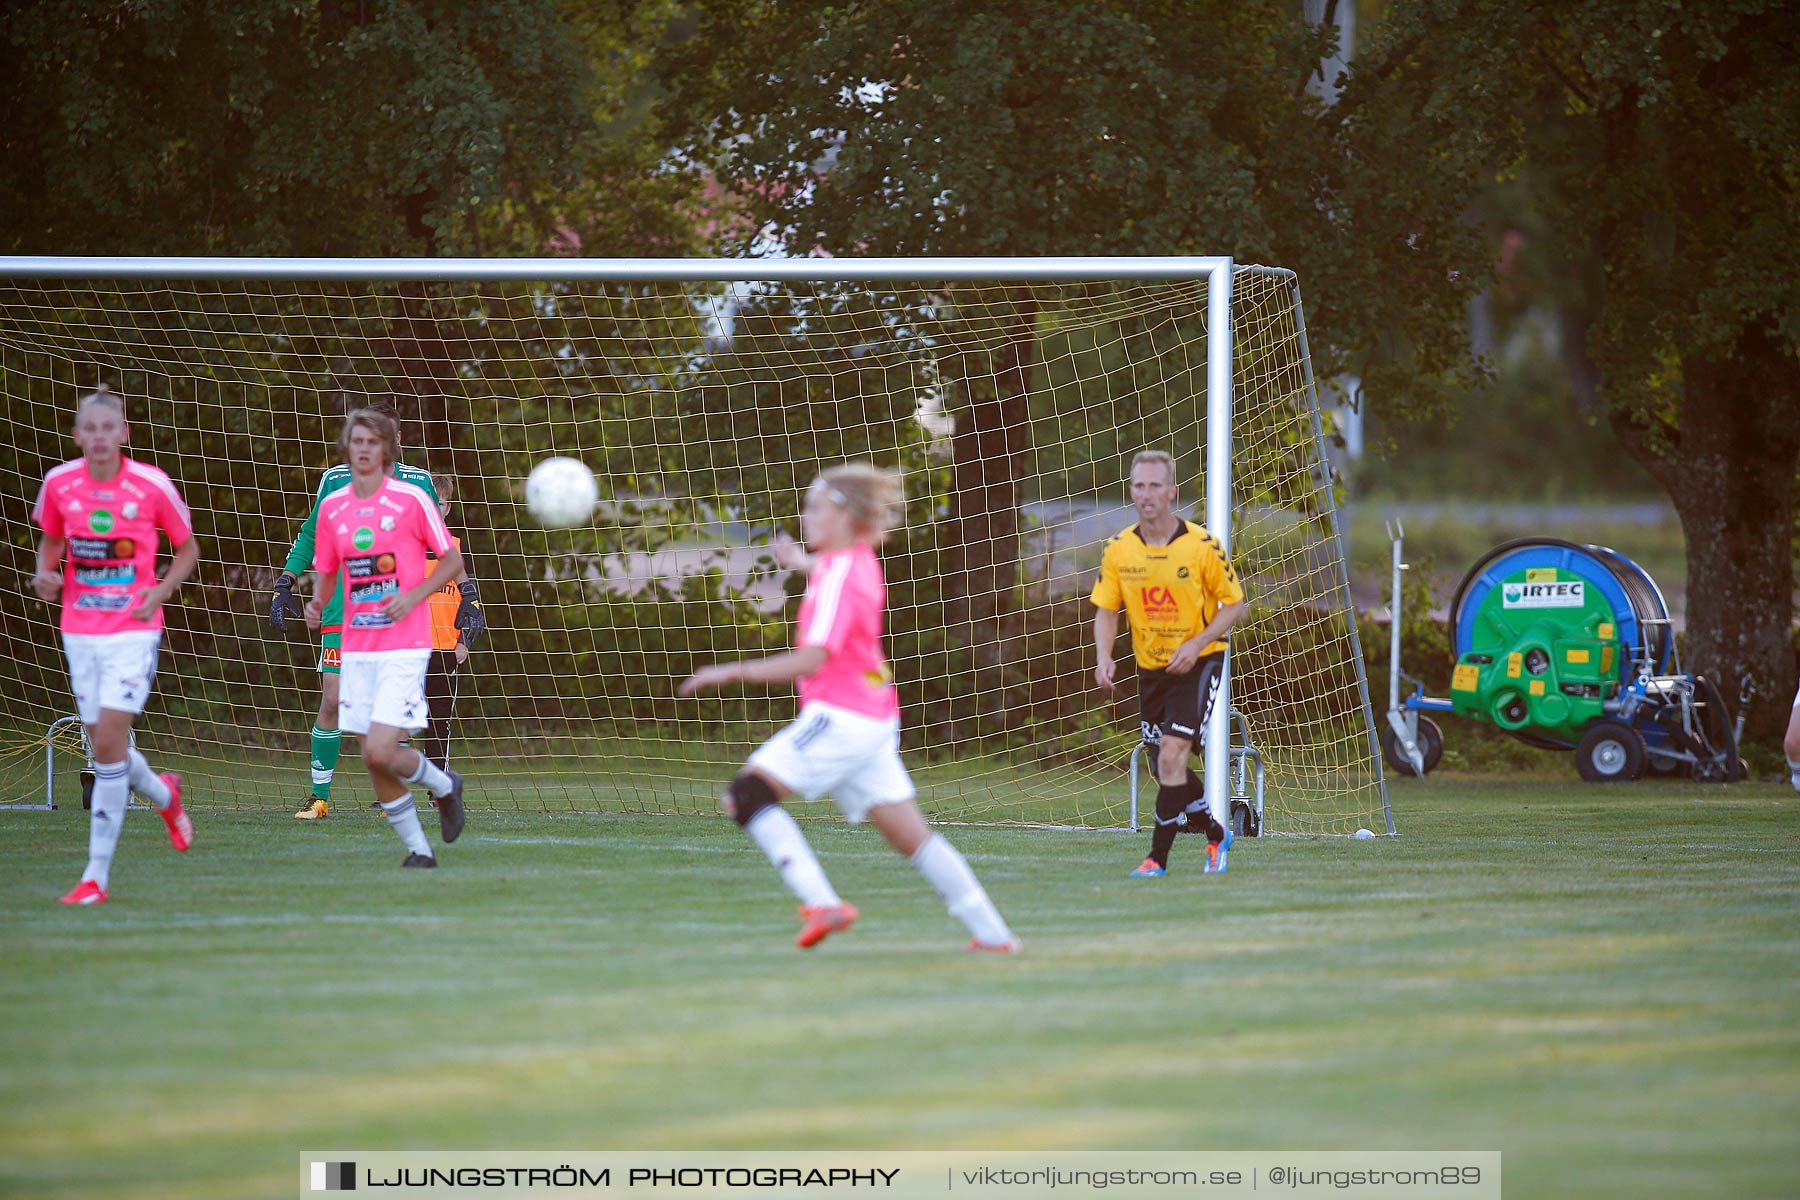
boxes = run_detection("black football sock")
[1150,782,1185,867]
[1186,776,1224,841]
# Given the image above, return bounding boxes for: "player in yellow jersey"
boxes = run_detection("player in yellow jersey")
[1092,450,1246,876]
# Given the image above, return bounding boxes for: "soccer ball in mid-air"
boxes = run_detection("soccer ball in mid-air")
[525,456,599,529]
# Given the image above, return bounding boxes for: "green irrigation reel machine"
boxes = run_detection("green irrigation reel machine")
[1382,525,1749,783]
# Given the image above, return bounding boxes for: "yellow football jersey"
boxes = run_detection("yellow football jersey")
[1091,520,1245,669]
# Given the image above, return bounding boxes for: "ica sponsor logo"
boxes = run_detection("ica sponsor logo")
[1502,579,1585,609]
[1139,585,1180,615]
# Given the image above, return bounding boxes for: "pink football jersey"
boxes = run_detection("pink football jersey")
[795,543,899,721]
[32,457,194,635]
[313,477,454,653]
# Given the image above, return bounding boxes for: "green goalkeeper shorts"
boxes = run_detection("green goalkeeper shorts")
[318,631,342,676]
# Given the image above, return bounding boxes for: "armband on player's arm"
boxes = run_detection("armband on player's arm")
[269,572,303,632]
[455,579,486,648]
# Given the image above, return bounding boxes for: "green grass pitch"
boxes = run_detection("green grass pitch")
[2,777,1796,1199]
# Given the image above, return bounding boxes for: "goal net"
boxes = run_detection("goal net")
[0,258,1388,834]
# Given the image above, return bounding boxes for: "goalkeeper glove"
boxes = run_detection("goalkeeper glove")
[269,575,303,632]
[455,580,486,648]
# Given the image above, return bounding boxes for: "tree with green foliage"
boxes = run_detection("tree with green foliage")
[0,1,720,744]
[659,0,1799,750]
[656,0,1356,624]
[0,0,690,259]
[0,0,701,462]
[1337,0,1800,744]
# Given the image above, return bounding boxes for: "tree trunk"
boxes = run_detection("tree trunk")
[386,284,494,569]
[944,291,1036,626]
[387,282,466,478]
[1660,323,1800,747]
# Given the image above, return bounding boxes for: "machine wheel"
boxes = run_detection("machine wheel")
[1692,755,1748,784]
[1230,799,1261,838]
[1690,674,1745,784]
[1380,716,1444,777]
[1574,721,1647,783]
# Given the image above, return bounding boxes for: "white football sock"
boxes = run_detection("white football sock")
[126,748,172,809]
[83,760,131,890]
[744,806,841,907]
[402,751,454,798]
[911,834,1015,946]
[380,793,433,856]
[1788,757,1800,794]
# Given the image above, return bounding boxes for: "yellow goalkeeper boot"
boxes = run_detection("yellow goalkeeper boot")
[294,797,328,820]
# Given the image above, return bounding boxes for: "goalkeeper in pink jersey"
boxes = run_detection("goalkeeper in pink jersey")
[304,408,468,867]
[31,386,199,906]
[680,464,1018,952]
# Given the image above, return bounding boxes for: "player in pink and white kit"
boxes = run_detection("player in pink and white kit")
[680,464,1018,952]
[31,386,199,905]
[305,408,467,867]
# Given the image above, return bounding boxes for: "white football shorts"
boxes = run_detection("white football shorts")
[339,649,432,735]
[748,701,915,823]
[62,631,161,724]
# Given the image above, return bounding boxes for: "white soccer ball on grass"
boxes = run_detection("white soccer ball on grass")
[525,456,599,529]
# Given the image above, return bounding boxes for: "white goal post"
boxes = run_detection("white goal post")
[0,255,1391,834]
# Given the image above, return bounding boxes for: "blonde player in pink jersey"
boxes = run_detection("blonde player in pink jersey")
[31,386,199,905]
[304,408,467,867]
[679,463,1018,952]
